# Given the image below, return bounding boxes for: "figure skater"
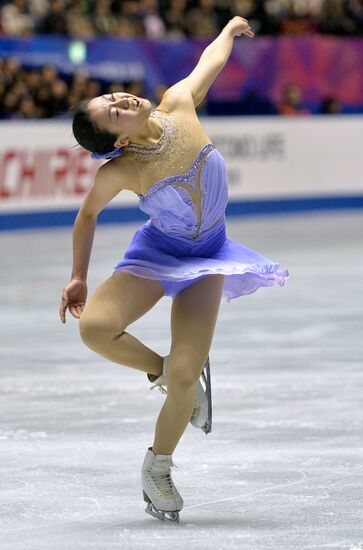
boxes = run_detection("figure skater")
[59,16,289,523]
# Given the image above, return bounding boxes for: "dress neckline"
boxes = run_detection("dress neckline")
[137,143,215,198]
[126,110,174,156]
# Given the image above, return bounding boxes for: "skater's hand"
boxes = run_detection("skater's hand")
[59,279,87,324]
[226,16,255,38]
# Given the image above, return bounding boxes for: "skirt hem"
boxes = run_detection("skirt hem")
[113,264,290,301]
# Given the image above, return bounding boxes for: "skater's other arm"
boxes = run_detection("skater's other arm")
[72,158,138,280]
[59,159,138,323]
[161,17,254,111]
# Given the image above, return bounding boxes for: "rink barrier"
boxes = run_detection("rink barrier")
[1,194,363,231]
[1,117,362,230]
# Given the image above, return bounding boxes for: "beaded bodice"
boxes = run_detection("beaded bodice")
[138,144,229,239]
[125,110,228,240]
[124,110,211,193]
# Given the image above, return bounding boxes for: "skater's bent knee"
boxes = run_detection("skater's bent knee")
[168,353,204,389]
[79,313,121,348]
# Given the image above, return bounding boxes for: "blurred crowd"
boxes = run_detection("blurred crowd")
[0,57,149,119]
[0,0,362,38]
[0,56,342,120]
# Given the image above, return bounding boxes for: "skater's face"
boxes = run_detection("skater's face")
[88,92,152,147]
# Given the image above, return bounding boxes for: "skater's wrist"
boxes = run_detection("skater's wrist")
[70,273,87,283]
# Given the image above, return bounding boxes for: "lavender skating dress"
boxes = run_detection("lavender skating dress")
[113,113,289,300]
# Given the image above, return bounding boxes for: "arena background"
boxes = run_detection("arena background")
[1,2,362,549]
[0,3,362,229]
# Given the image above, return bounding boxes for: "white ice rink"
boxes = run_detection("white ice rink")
[0,212,362,550]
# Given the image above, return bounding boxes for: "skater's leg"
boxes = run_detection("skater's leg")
[79,271,164,376]
[152,274,224,454]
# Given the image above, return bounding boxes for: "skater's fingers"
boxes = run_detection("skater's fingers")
[69,306,80,319]
[75,305,83,317]
[59,300,67,324]
[59,306,66,324]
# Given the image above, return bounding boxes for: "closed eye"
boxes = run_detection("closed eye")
[108,94,119,119]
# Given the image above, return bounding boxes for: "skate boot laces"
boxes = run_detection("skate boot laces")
[148,457,178,498]
[152,471,175,498]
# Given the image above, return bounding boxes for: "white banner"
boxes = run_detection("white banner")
[0,116,362,212]
[207,116,363,199]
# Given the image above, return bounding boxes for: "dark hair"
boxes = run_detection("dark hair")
[71,100,118,155]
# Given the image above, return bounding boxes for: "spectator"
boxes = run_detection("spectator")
[240,88,278,115]
[117,0,145,37]
[280,2,316,35]
[34,86,53,117]
[233,0,268,34]
[49,79,68,115]
[320,96,341,115]
[318,0,356,35]
[36,0,67,35]
[346,0,363,35]
[26,70,43,94]
[185,0,220,38]
[66,0,94,38]
[278,84,310,116]
[18,95,39,118]
[3,56,22,83]
[28,0,48,22]
[163,0,188,38]
[92,0,117,36]
[143,0,166,39]
[1,0,34,36]
[41,64,58,85]
[87,80,102,98]
[2,91,20,119]
[72,69,89,93]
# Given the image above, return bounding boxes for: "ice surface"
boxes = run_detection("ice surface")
[0,212,362,549]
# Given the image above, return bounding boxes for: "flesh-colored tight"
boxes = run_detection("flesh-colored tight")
[79,271,224,455]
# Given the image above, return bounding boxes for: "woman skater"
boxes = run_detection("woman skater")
[59,16,288,523]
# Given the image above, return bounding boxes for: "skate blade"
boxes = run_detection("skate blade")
[145,503,180,523]
[143,492,180,523]
[201,418,212,435]
[201,357,212,435]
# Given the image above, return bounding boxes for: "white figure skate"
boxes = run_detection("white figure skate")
[142,447,183,523]
[190,357,212,435]
[147,355,213,434]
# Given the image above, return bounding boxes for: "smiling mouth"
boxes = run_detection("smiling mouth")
[132,98,142,109]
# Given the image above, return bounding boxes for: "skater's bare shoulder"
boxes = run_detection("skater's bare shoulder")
[156,84,208,142]
[80,157,139,217]
[156,82,197,120]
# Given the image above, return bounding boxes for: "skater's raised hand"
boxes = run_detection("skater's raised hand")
[226,16,255,38]
[59,278,87,323]
[169,14,255,110]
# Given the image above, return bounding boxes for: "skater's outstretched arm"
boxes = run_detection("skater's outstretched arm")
[161,16,254,111]
[185,16,254,106]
